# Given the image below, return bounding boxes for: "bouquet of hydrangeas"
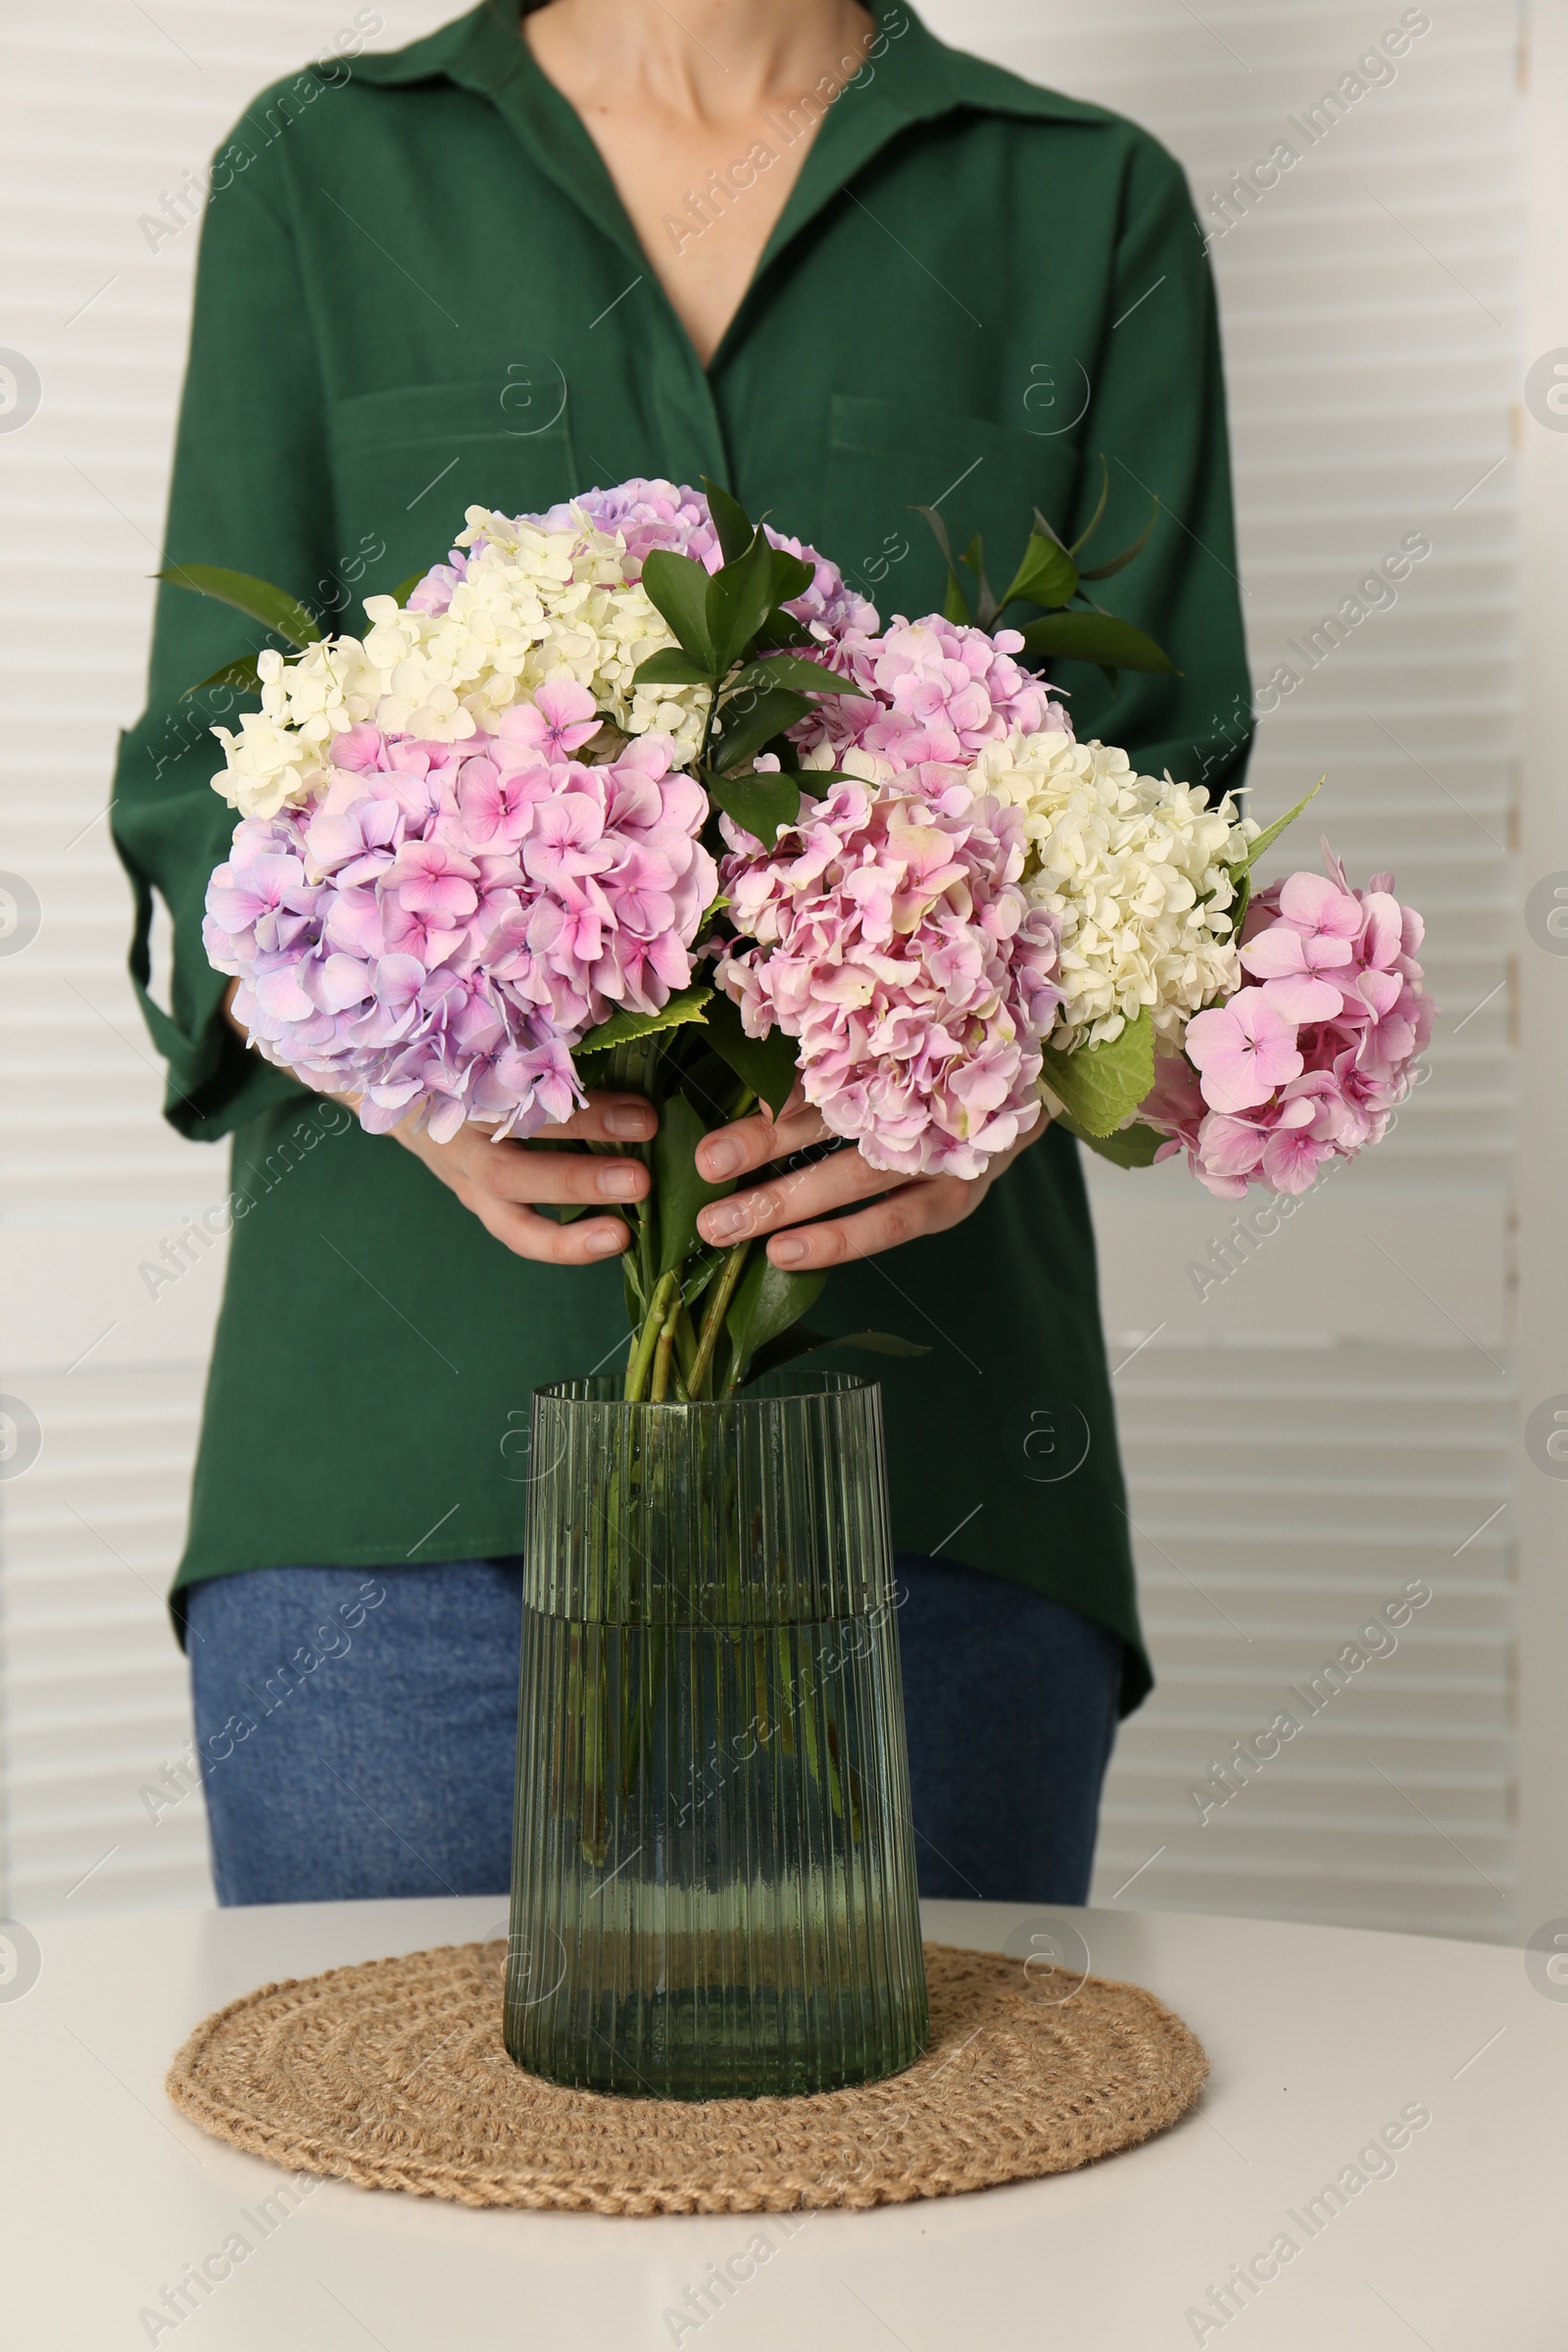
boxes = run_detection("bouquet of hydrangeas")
[177,474,1433,1398]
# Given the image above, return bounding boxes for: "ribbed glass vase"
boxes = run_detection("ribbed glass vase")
[505,1371,929,2099]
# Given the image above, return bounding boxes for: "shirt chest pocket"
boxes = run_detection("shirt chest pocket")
[326,377,579,589]
[820,393,1082,624]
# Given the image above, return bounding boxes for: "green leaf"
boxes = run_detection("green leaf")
[583,1032,671,1100]
[631,647,714,688]
[1039,1006,1155,1139]
[707,526,779,673]
[1066,456,1110,558]
[701,476,756,566]
[1236,778,1323,870]
[179,655,264,702]
[640,550,716,668]
[676,1045,751,1131]
[746,1324,930,1382]
[818,1328,929,1358]
[1219,784,1323,931]
[1054,1109,1166,1168]
[679,1247,727,1311]
[573,984,712,1061]
[768,546,815,605]
[911,504,973,626]
[1019,611,1179,675]
[725,1254,826,1386]
[999,530,1080,613]
[391,570,427,606]
[960,532,999,629]
[735,654,868,699]
[706,767,803,848]
[703,992,801,1118]
[754,608,814,653]
[1078,497,1159,583]
[710,684,810,776]
[653,1092,734,1278]
[156,564,321,650]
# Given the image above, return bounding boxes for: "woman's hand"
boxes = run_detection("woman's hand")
[694,1087,1048,1271]
[390,1095,657,1264]
[223,980,655,1264]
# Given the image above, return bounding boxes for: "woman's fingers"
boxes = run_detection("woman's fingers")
[695,1089,829,1184]
[541,1091,659,1146]
[753,1126,1044,1269]
[760,1176,973,1270]
[414,1094,655,1207]
[472,1138,650,1208]
[459,1185,631,1264]
[696,1136,896,1245]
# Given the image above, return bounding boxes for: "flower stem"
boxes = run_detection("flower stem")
[686,1239,752,1400]
[672,1299,699,1389]
[649,1292,681,1402]
[624,1268,679,1403]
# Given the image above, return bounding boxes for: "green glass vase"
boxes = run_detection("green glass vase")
[504,1371,929,2099]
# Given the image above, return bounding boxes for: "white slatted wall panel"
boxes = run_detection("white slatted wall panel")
[921,0,1521,1938]
[0,0,1522,1932]
[0,2,464,1921]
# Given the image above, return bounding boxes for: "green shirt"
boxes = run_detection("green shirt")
[112,0,1252,1712]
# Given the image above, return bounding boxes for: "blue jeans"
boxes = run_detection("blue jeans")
[185,1556,1122,1908]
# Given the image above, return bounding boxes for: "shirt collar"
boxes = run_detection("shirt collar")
[345,3,526,95]
[345,5,1111,365]
[346,3,1106,127]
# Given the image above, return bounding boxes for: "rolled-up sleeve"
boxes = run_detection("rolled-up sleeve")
[112,132,336,1140]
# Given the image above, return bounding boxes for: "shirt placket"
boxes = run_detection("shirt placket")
[468,44,732,486]
[449,2,958,490]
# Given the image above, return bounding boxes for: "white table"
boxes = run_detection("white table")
[2,1897,1561,2349]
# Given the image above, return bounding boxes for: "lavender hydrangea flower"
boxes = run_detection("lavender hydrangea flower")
[204,721,716,1143]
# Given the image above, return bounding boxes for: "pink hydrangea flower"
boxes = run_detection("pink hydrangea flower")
[715,770,1062,1179]
[1184,992,1304,1113]
[500,677,603,762]
[1138,843,1435,1197]
[204,721,717,1144]
[791,612,1072,771]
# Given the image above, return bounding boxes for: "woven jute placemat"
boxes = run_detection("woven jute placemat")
[166,1939,1206,2214]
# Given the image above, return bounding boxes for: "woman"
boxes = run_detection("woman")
[113,0,1250,1908]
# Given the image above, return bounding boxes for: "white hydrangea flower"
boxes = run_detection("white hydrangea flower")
[972,731,1259,1052]
[209,505,709,817]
